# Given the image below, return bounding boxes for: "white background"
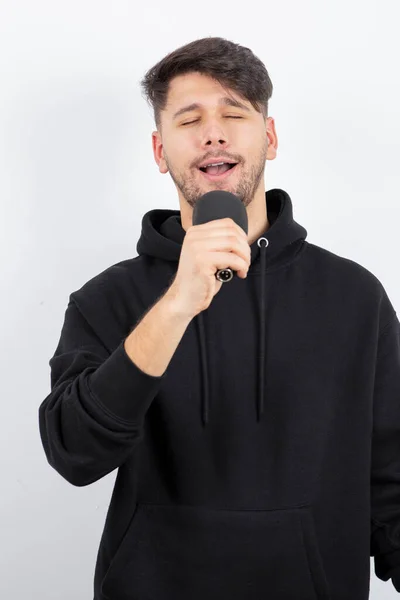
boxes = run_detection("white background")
[1,0,399,598]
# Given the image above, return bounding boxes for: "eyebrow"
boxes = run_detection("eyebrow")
[172,96,251,121]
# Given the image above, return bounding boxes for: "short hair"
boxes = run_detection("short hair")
[140,36,273,131]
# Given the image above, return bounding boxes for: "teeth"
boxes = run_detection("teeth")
[205,162,225,167]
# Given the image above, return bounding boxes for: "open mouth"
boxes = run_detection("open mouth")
[198,162,238,180]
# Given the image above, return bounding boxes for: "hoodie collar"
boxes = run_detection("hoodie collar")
[137,188,307,274]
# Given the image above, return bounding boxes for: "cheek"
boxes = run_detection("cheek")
[167,139,194,171]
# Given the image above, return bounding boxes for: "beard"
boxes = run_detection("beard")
[164,138,268,210]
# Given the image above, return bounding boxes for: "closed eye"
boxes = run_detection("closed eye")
[181,116,243,126]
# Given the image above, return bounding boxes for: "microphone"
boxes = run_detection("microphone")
[192,190,248,283]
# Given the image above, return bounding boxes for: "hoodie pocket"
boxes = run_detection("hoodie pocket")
[101,502,331,600]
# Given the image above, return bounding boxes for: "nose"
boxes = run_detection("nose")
[200,120,228,148]
[205,138,225,146]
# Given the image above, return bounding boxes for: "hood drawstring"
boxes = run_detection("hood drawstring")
[195,236,270,427]
[257,237,269,422]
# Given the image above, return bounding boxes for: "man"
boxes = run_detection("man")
[39,36,400,599]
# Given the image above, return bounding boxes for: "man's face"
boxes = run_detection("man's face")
[152,72,276,210]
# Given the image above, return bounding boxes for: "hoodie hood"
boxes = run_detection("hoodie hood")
[136,188,307,426]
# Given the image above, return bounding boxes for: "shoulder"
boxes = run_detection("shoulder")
[70,256,143,304]
[304,241,384,287]
[303,242,397,326]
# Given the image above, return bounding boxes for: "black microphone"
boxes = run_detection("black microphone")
[192,190,248,282]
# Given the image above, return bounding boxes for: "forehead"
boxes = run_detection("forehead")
[165,72,252,120]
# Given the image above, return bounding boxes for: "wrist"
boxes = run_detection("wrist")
[164,285,195,323]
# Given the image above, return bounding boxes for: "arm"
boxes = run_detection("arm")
[123,286,194,377]
[370,311,400,591]
[38,290,192,487]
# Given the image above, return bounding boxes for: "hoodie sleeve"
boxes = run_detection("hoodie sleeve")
[370,311,400,591]
[38,296,167,487]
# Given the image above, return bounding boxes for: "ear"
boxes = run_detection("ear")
[265,117,278,160]
[152,130,169,174]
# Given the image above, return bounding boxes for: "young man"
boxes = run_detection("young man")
[39,36,400,599]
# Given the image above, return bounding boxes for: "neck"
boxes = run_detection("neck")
[242,190,270,245]
[246,214,270,245]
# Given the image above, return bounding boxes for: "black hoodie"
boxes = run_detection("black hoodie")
[39,188,400,599]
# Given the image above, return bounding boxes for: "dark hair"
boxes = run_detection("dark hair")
[140,36,273,132]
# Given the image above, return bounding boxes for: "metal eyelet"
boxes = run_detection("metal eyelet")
[257,237,269,248]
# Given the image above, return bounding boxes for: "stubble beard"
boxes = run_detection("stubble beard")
[165,142,267,210]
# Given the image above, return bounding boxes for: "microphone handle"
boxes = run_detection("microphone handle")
[215,268,234,283]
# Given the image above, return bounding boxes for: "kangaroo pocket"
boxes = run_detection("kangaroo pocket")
[101,502,331,600]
